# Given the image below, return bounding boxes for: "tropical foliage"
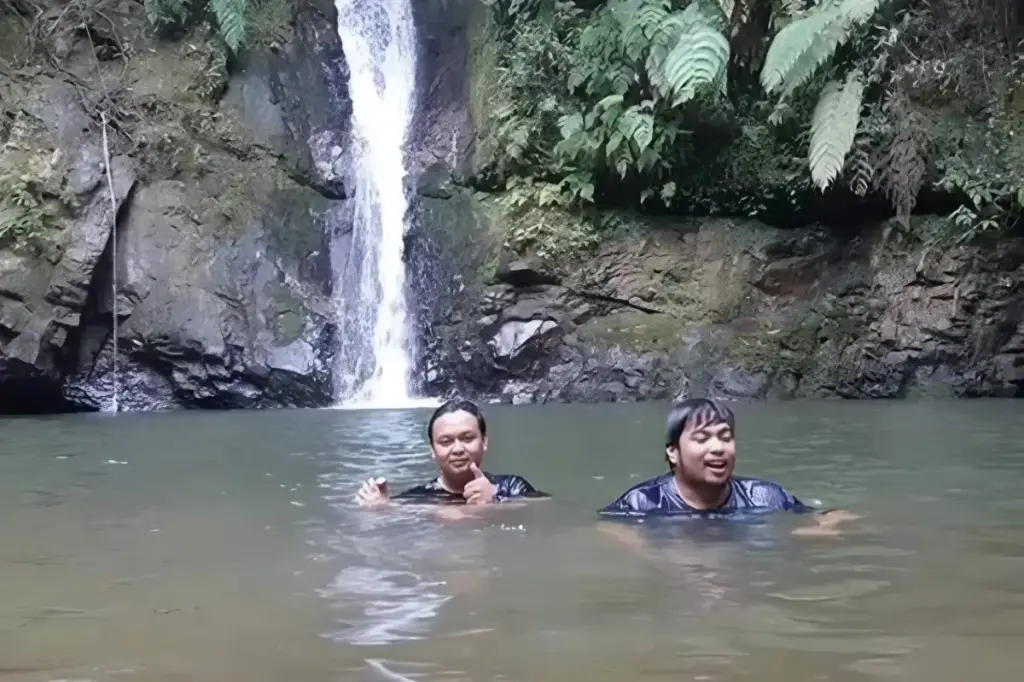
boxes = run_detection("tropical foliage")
[481,0,1023,235]
[146,0,290,52]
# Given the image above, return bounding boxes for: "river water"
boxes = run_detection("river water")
[1,401,1023,682]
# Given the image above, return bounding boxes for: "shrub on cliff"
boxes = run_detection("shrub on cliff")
[146,0,291,52]
[481,0,1022,239]
[484,0,893,204]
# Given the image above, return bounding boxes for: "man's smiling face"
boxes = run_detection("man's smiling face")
[666,419,736,487]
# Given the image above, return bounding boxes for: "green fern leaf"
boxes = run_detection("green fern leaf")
[808,74,864,191]
[762,0,889,96]
[616,0,671,58]
[646,3,729,104]
[657,26,730,104]
[610,65,635,95]
[837,0,884,25]
[774,19,849,99]
[844,136,874,197]
[211,0,248,51]
[760,9,837,94]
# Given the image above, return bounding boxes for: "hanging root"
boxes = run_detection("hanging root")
[101,111,120,414]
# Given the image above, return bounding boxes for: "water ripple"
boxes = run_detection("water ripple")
[306,408,459,648]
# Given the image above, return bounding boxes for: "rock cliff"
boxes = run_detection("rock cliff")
[1,0,1020,413]
[0,0,348,411]
[406,1,1024,405]
[417,205,1024,403]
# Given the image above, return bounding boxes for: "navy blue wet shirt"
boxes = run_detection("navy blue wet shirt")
[598,473,817,519]
[393,473,549,505]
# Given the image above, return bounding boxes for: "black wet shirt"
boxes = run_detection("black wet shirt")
[598,473,815,518]
[393,473,549,504]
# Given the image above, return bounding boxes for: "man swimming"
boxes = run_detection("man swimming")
[598,398,857,534]
[355,398,549,507]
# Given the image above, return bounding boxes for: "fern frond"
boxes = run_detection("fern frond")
[844,134,874,196]
[145,0,188,27]
[837,0,884,26]
[761,0,889,96]
[609,65,635,94]
[615,0,672,58]
[760,9,838,93]
[652,24,730,103]
[774,19,849,99]
[647,3,729,105]
[876,92,927,225]
[211,0,248,52]
[808,73,864,191]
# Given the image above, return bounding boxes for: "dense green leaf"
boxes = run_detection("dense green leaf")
[809,73,864,190]
[211,0,248,51]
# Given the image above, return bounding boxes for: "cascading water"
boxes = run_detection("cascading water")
[332,0,421,408]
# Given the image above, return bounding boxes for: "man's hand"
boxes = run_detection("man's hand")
[792,509,861,536]
[355,477,389,507]
[463,463,496,505]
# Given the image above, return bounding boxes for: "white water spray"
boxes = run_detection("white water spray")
[333,0,423,408]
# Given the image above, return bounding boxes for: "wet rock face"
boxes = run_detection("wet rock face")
[63,179,336,411]
[417,204,1024,404]
[0,76,137,412]
[397,0,1024,405]
[0,0,348,412]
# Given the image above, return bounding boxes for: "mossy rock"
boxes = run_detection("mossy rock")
[576,310,688,354]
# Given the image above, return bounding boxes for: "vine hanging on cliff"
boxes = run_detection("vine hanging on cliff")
[844,133,875,197]
[875,87,927,226]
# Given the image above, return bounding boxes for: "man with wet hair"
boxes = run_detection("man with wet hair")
[355,398,549,508]
[598,398,857,534]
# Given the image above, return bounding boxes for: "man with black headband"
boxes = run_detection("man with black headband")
[598,398,857,534]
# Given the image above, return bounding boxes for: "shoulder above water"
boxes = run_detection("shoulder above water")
[597,473,814,517]
[728,476,814,513]
[393,473,549,504]
[491,473,550,501]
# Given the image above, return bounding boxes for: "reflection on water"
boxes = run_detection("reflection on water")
[310,408,457,647]
[3,402,1024,682]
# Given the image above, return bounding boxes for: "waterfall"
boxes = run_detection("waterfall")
[332,0,420,408]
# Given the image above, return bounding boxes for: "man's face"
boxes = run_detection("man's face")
[666,419,735,486]
[430,410,487,480]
